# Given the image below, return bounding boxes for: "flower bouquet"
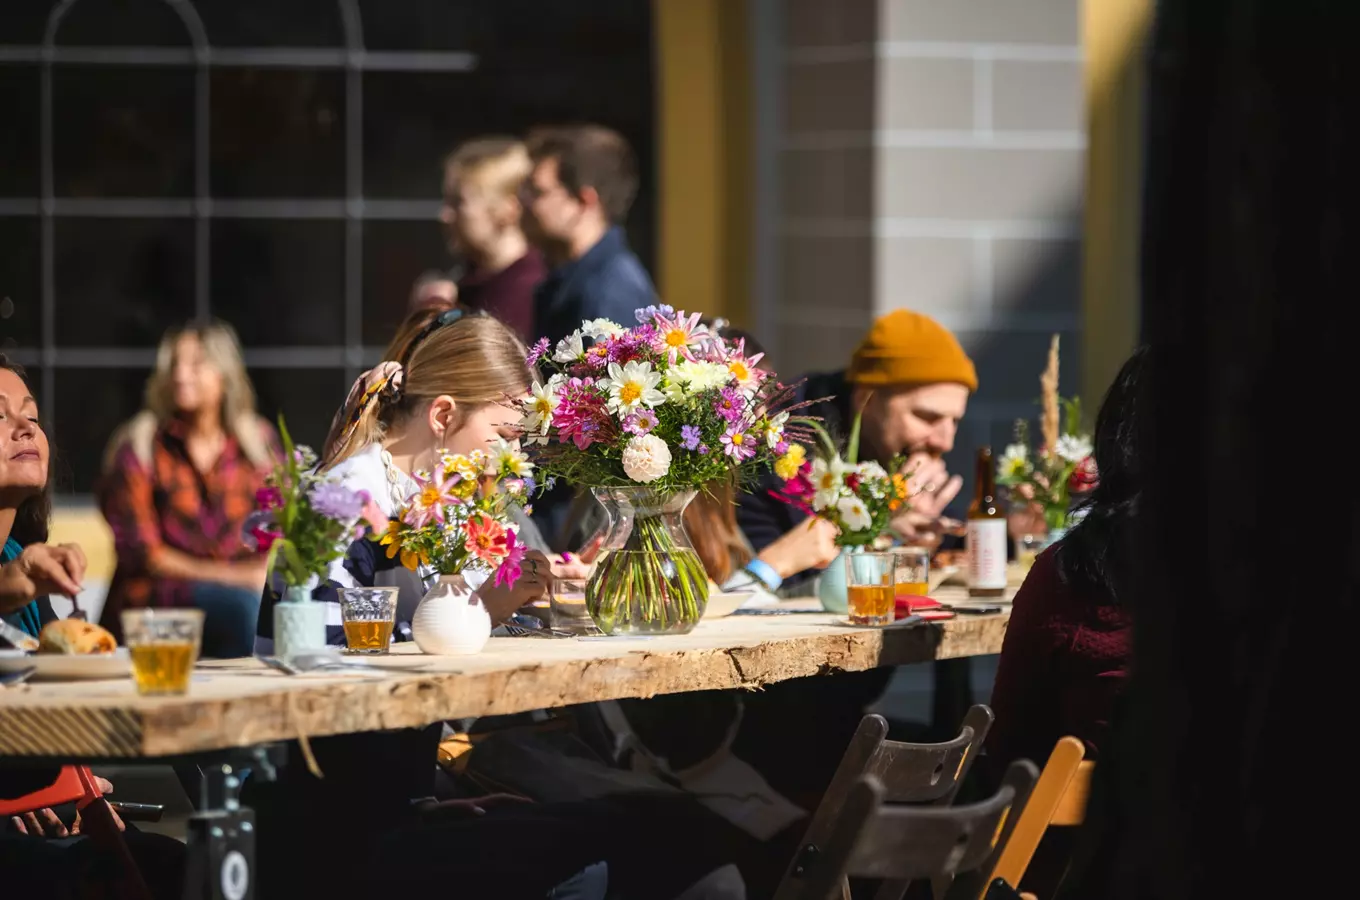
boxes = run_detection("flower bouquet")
[996,335,1097,534]
[778,415,908,548]
[777,414,909,614]
[247,415,376,657]
[376,442,534,654]
[519,305,811,634]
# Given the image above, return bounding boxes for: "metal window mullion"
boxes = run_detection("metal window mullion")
[340,0,365,384]
[38,48,56,427]
[194,49,210,319]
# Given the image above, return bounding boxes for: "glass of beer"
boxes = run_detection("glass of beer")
[893,547,931,607]
[338,587,398,654]
[121,609,203,696]
[845,551,895,626]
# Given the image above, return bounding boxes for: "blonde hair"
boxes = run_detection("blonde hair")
[323,314,531,470]
[103,320,272,471]
[445,137,531,203]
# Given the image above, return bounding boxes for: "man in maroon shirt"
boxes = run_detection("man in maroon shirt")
[439,137,546,341]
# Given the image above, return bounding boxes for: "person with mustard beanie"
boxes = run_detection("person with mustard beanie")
[736,308,977,578]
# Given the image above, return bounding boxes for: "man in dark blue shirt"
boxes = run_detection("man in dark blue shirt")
[521,125,656,541]
[522,125,656,352]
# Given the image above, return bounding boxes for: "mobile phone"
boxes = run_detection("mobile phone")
[729,607,824,615]
[947,604,1004,615]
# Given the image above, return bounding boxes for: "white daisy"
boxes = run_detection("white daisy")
[521,380,560,442]
[856,460,888,481]
[763,411,789,449]
[552,331,585,363]
[581,318,626,340]
[605,360,665,415]
[1054,434,1093,464]
[490,439,533,478]
[1000,443,1030,477]
[811,456,849,511]
[836,495,872,532]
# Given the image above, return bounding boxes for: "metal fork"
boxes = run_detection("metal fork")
[501,623,576,639]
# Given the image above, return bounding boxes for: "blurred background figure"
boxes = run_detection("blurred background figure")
[97,321,278,657]
[439,137,544,341]
[524,124,655,348]
[407,269,457,315]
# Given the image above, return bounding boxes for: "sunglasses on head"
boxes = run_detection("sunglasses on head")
[397,307,483,371]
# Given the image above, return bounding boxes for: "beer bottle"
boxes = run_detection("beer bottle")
[966,446,1008,598]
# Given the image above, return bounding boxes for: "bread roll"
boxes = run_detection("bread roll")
[38,619,118,655]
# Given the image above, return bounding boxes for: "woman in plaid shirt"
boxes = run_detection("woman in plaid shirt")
[97,320,279,658]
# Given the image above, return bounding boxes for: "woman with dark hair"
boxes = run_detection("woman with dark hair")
[987,346,1148,772]
[0,356,82,636]
[980,346,1148,897]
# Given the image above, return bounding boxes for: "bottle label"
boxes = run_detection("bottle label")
[966,519,1008,590]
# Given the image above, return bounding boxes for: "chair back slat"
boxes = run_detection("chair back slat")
[986,737,1086,891]
[793,760,1039,900]
[773,705,995,900]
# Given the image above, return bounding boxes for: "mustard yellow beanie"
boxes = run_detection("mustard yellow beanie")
[846,310,978,391]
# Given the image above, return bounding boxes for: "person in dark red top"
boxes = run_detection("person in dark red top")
[988,347,1148,773]
[984,347,1148,895]
[439,137,546,341]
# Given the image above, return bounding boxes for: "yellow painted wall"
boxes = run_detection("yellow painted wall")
[1081,0,1152,407]
[654,0,752,327]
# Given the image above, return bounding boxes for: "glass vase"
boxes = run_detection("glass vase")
[585,487,709,635]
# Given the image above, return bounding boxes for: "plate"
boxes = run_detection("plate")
[0,648,132,681]
[702,591,757,619]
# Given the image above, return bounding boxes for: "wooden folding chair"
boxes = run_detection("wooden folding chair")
[773,705,995,900]
[782,759,1040,900]
[0,765,153,900]
[985,737,1094,898]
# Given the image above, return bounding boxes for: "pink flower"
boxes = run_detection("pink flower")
[249,525,281,552]
[255,486,283,511]
[624,408,659,436]
[720,424,756,461]
[713,387,746,423]
[651,309,707,364]
[402,467,460,529]
[464,513,510,566]
[493,530,527,588]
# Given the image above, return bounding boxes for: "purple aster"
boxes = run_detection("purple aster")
[308,481,365,521]
[680,424,702,451]
[525,336,550,367]
[774,440,789,455]
[713,386,746,422]
[698,443,710,455]
[625,409,660,436]
[634,303,676,324]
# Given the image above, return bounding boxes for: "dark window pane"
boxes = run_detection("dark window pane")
[212,219,344,346]
[54,218,195,347]
[0,67,40,196]
[52,368,147,493]
[53,67,195,198]
[195,0,346,47]
[4,0,53,44]
[356,0,646,55]
[55,0,192,47]
[0,218,41,350]
[249,367,346,454]
[362,220,449,346]
[211,69,345,198]
[356,0,478,51]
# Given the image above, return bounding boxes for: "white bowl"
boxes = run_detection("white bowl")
[702,591,757,619]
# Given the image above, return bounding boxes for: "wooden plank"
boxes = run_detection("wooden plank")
[0,608,1009,759]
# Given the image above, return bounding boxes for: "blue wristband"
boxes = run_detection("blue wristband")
[743,558,782,592]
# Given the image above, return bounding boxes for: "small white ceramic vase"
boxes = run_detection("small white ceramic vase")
[411,574,491,655]
[274,580,326,660]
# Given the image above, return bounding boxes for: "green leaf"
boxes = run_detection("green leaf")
[846,409,863,466]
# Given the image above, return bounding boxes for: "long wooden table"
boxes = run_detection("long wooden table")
[0,602,1010,760]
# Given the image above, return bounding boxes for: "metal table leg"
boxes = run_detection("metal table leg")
[182,745,283,900]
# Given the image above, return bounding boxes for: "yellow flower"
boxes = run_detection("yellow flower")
[379,518,428,571]
[774,443,807,481]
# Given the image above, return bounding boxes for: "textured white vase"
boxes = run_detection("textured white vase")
[411,574,491,655]
[274,583,326,659]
